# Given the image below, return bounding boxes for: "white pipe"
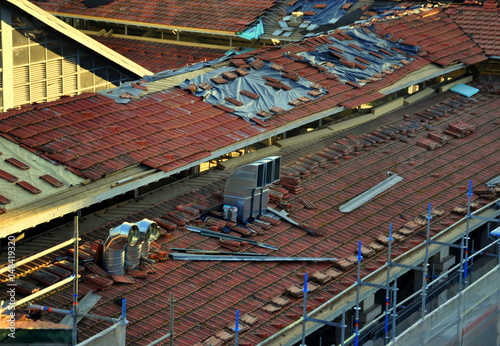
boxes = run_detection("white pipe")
[13,276,76,308]
[0,238,78,275]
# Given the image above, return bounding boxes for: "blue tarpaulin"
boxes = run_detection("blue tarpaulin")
[149,55,233,81]
[286,0,358,26]
[238,20,264,40]
[99,81,145,103]
[178,61,326,121]
[294,27,419,85]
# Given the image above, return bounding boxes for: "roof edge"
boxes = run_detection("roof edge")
[48,12,239,37]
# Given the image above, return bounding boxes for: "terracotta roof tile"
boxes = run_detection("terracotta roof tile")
[445,3,500,56]
[31,0,276,33]
[23,87,498,345]
[371,8,487,67]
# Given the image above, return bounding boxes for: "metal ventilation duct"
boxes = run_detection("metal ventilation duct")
[103,222,139,275]
[138,219,161,259]
[126,219,160,269]
[223,156,281,223]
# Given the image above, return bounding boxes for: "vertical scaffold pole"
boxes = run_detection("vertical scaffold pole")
[422,204,432,319]
[354,241,363,346]
[458,180,473,346]
[341,309,346,346]
[391,280,397,341]
[234,310,240,346]
[72,215,79,345]
[463,180,473,286]
[170,294,174,346]
[384,224,394,344]
[459,181,473,291]
[121,298,127,320]
[300,273,309,346]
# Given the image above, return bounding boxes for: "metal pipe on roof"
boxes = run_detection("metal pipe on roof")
[14,276,75,308]
[27,304,121,323]
[124,219,159,269]
[103,222,139,275]
[339,172,404,213]
[186,225,279,250]
[169,253,337,262]
[169,248,267,256]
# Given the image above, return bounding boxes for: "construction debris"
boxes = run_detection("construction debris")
[416,138,442,150]
[286,281,320,297]
[186,225,279,250]
[299,198,316,209]
[267,207,321,236]
[310,268,342,284]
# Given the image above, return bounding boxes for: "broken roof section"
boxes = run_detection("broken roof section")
[177,25,418,121]
[30,0,280,34]
[178,61,327,121]
[286,0,358,27]
[292,27,418,84]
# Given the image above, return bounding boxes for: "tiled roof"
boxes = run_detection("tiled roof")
[370,7,486,66]
[0,90,263,181]
[0,136,84,212]
[30,0,279,33]
[5,80,499,345]
[445,1,500,57]
[0,7,486,187]
[92,36,228,73]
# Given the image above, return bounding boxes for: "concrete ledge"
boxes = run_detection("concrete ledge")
[275,127,333,148]
[404,87,436,104]
[371,97,404,116]
[327,113,379,133]
[217,145,281,171]
[439,75,474,93]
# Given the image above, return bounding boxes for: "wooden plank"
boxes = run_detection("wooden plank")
[60,290,102,327]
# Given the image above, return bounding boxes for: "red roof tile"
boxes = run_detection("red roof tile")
[30,0,277,33]
[371,7,487,67]
[445,2,500,56]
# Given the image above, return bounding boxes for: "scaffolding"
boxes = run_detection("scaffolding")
[297,180,500,345]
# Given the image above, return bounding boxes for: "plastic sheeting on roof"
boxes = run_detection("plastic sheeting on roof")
[99,81,145,103]
[179,61,326,122]
[286,0,358,26]
[150,55,233,80]
[297,28,419,85]
[238,20,264,40]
